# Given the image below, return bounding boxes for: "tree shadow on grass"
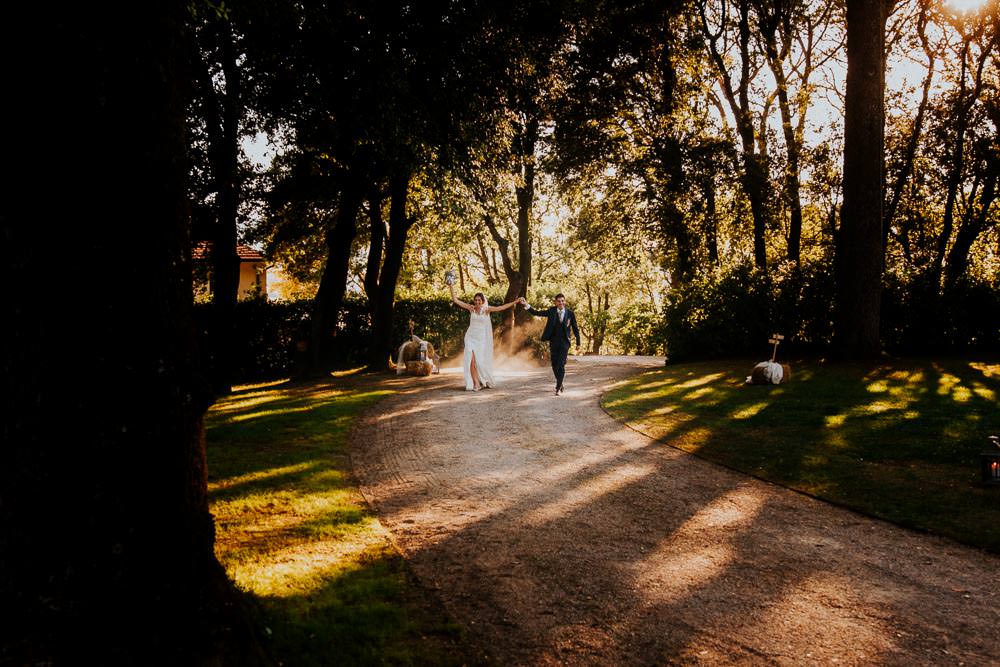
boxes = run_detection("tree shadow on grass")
[205,375,474,666]
[602,358,1000,552]
[247,550,471,667]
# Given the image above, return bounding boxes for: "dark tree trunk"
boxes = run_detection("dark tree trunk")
[367,169,415,370]
[506,117,539,335]
[656,38,697,284]
[944,173,997,292]
[363,191,386,302]
[771,63,803,266]
[702,0,770,273]
[592,291,610,355]
[758,0,803,266]
[192,19,243,395]
[300,178,364,377]
[835,0,889,359]
[3,4,266,664]
[475,233,497,283]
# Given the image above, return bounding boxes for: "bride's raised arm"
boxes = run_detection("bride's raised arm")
[448,283,474,312]
[487,298,518,313]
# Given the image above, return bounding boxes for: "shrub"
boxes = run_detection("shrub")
[193,298,313,382]
[194,294,511,383]
[659,260,835,362]
[882,273,1000,356]
[659,259,997,362]
[613,303,665,355]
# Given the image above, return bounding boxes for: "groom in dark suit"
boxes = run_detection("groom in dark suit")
[519,293,581,395]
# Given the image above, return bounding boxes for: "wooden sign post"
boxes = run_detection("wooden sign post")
[768,333,785,362]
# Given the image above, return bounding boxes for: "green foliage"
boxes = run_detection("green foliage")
[613,303,665,355]
[660,261,836,361]
[661,264,774,361]
[659,260,1000,361]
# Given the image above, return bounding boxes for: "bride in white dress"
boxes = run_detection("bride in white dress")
[448,284,518,391]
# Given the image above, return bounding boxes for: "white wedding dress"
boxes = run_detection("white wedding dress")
[463,306,496,390]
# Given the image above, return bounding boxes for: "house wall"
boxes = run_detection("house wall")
[238,262,267,299]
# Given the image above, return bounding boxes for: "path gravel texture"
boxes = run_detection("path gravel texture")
[350,356,1000,666]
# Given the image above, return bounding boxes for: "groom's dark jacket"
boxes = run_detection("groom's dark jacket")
[526,305,581,348]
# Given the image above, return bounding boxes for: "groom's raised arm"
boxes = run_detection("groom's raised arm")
[521,300,548,317]
[525,306,549,317]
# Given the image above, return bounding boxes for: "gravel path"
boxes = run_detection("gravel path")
[350,356,1000,666]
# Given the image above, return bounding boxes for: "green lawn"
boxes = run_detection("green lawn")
[205,377,468,666]
[602,359,1000,552]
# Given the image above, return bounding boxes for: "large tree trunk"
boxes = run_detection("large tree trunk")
[300,178,364,376]
[592,290,610,355]
[506,118,539,335]
[367,169,415,370]
[656,38,697,284]
[764,41,803,266]
[835,0,889,359]
[482,120,537,348]
[209,25,243,396]
[3,4,266,664]
[192,19,243,395]
[363,190,386,302]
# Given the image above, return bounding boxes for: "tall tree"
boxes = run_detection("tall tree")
[189,8,245,394]
[3,3,265,663]
[835,0,893,358]
[364,169,417,369]
[755,0,839,266]
[930,12,998,289]
[701,0,773,272]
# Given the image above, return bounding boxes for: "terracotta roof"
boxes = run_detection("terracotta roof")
[192,241,265,261]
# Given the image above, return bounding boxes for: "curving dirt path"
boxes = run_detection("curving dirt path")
[350,357,1000,666]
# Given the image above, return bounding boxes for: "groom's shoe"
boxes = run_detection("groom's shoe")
[556,385,563,395]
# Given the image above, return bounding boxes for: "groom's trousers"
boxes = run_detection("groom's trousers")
[550,339,569,388]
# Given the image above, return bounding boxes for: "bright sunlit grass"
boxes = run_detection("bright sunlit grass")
[206,380,467,666]
[603,359,1000,552]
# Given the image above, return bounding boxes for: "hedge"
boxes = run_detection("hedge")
[193,293,514,383]
[660,261,1000,362]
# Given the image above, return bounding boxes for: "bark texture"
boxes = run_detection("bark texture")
[835,0,889,358]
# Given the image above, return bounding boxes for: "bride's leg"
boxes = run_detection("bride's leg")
[470,351,481,389]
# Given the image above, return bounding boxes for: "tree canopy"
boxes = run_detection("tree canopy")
[212,0,1000,362]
